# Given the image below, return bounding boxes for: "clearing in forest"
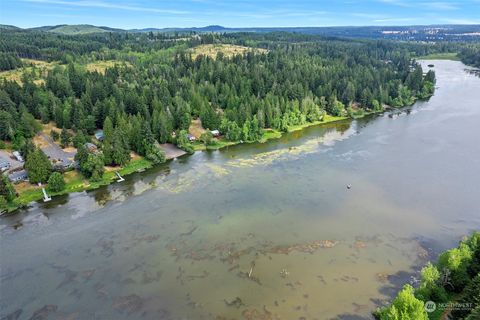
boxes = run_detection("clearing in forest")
[189,119,207,138]
[190,44,267,59]
[86,60,130,74]
[0,58,56,85]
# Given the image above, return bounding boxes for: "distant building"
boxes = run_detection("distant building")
[0,159,11,171]
[94,130,104,141]
[211,130,220,137]
[12,151,24,162]
[8,170,28,183]
[85,142,98,153]
[187,134,196,142]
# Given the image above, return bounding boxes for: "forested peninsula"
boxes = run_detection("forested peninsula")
[1,28,469,212]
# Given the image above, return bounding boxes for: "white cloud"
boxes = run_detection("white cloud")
[378,0,459,10]
[22,0,189,14]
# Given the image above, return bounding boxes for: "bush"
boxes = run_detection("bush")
[375,285,428,320]
[415,262,448,303]
[437,242,473,291]
[145,145,166,164]
[176,130,194,154]
[0,196,8,210]
[50,130,59,141]
[47,172,65,192]
[200,131,215,146]
[0,175,16,201]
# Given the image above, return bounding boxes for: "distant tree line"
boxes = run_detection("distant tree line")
[459,44,480,68]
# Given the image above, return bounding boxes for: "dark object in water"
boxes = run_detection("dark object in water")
[347,184,352,190]
[179,226,198,237]
[224,297,244,308]
[428,64,434,68]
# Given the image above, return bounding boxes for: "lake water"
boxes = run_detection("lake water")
[1,60,480,320]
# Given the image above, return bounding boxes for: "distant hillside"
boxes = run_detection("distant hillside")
[130,25,228,33]
[4,23,480,41]
[0,24,21,30]
[29,24,123,35]
[49,25,109,35]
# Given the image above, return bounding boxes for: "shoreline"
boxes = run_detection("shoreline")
[1,98,429,215]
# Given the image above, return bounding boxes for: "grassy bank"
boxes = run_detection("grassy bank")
[287,115,349,132]
[193,115,348,151]
[417,52,460,61]
[4,157,153,213]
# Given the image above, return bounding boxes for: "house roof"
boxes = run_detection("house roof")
[85,142,97,148]
[8,170,27,180]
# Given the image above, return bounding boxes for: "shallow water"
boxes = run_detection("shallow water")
[1,60,480,320]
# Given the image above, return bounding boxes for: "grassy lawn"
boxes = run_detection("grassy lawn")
[417,52,460,60]
[87,157,152,189]
[287,115,349,132]
[260,129,282,142]
[193,139,239,151]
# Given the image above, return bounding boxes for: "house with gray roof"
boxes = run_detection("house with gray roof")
[8,170,28,183]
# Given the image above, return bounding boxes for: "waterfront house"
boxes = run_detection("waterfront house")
[211,130,220,137]
[8,170,28,183]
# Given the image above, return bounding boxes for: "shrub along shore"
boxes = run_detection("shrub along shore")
[374,232,480,320]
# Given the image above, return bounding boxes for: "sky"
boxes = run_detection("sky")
[1,0,480,29]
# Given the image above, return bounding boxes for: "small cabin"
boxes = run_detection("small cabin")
[94,130,104,141]
[12,151,24,162]
[211,130,220,137]
[8,170,28,183]
[85,142,98,153]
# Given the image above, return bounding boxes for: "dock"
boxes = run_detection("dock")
[115,171,125,182]
[42,188,51,202]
